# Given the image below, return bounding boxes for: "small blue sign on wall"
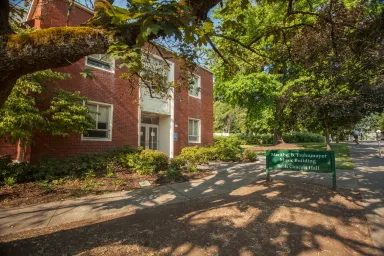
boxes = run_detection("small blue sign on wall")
[174,133,178,141]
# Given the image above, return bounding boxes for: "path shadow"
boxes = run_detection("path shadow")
[1,180,383,255]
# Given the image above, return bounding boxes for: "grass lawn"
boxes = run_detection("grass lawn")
[243,142,355,170]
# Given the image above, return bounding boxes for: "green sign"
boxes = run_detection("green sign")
[266,150,336,188]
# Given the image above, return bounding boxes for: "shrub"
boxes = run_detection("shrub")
[0,155,12,171]
[120,149,169,175]
[283,132,325,143]
[4,176,15,186]
[169,156,187,170]
[178,146,216,172]
[243,150,258,162]
[0,145,135,185]
[213,136,243,161]
[166,167,183,181]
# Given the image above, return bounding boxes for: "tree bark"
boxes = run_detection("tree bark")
[273,128,285,145]
[325,119,331,151]
[0,0,221,107]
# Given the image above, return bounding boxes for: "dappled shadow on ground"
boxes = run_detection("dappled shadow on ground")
[1,180,382,256]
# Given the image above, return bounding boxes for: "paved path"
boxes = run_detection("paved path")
[349,141,384,252]
[0,159,358,237]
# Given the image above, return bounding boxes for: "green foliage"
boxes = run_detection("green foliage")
[214,101,246,133]
[178,146,217,172]
[105,161,115,178]
[4,177,16,187]
[244,150,258,162]
[213,136,243,161]
[0,146,135,184]
[169,156,187,171]
[0,155,12,171]
[39,180,53,192]
[283,132,325,144]
[0,70,94,146]
[46,90,94,136]
[120,149,169,175]
[112,179,124,186]
[166,167,183,181]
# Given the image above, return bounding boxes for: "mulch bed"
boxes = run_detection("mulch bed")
[0,169,215,209]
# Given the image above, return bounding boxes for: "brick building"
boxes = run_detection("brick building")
[0,0,214,162]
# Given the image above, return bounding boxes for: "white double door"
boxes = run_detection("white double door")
[140,124,159,150]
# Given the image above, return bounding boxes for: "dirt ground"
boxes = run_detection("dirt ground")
[0,170,214,208]
[248,143,304,151]
[1,180,381,256]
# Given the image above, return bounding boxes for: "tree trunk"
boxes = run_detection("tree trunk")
[273,129,285,145]
[325,120,331,151]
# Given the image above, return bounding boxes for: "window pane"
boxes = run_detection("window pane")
[84,130,108,138]
[84,103,111,139]
[189,77,200,97]
[189,135,199,142]
[189,120,193,135]
[87,104,97,128]
[87,54,113,71]
[194,120,199,136]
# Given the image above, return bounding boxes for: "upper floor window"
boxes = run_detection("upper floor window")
[141,55,171,96]
[188,75,201,98]
[83,101,113,141]
[86,54,114,72]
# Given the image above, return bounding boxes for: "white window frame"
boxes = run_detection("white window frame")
[82,101,114,141]
[85,54,115,73]
[188,74,201,99]
[188,118,201,143]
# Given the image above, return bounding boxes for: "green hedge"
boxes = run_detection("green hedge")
[235,132,324,145]
[1,146,136,184]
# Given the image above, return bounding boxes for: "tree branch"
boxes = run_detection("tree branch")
[0,0,221,107]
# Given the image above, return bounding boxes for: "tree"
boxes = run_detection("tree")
[214,101,246,134]
[209,0,384,147]
[0,0,221,106]
[0,70,94,161]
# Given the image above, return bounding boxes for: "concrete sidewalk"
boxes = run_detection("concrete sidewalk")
[0,159,358,237]
[349,141,384,252]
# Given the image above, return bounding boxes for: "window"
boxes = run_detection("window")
[86,54,114,72]
[188,75,201,98]
[188,118,201,143]
[141,56,170,95]
[83,101,113,141]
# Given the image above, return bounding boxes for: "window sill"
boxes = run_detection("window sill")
[81,137,112,142]
[188,94,201,99]
[188,141,201,144]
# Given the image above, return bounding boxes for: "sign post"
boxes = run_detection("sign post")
[266,150,337,189]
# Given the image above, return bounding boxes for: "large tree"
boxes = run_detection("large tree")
[210,0,384,146]
[0,0,221,106]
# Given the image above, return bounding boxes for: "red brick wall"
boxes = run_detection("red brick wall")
[23,0,213,161]
[0,141,17,159]
[173,66,214,155]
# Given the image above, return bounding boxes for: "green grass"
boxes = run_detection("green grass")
[242,142,355,170]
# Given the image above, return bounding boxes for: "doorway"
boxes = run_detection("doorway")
[140,124,159,150]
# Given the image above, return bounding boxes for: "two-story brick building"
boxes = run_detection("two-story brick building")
[0,0,214,162]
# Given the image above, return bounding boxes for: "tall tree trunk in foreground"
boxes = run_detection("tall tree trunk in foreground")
[273,96,285,145]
